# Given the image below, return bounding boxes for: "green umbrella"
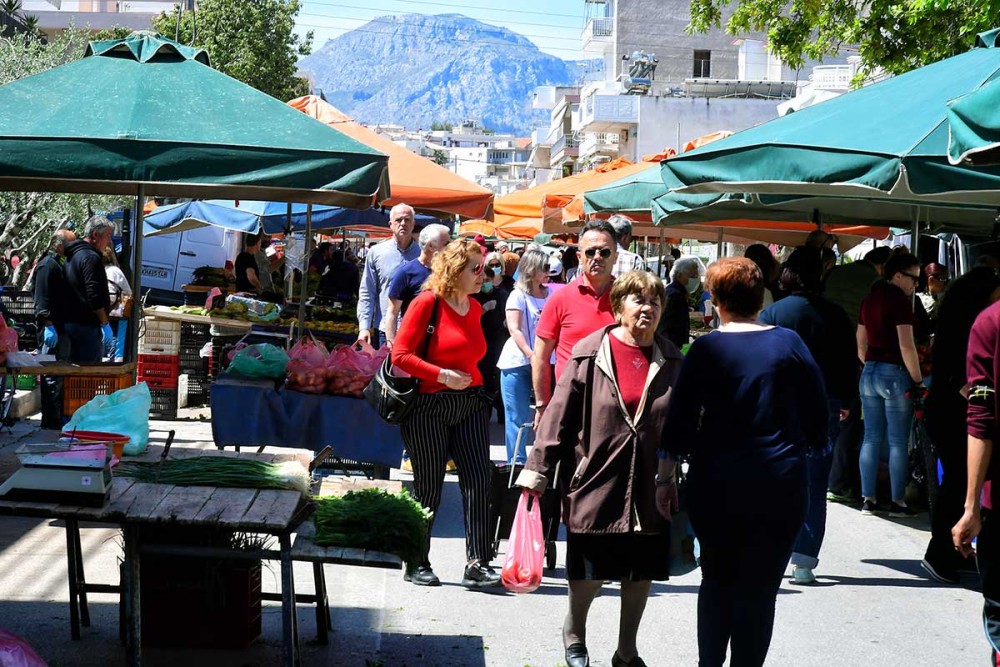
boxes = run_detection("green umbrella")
[660,29,1000,206]
[0,32,389,206]
[582,166,665,220]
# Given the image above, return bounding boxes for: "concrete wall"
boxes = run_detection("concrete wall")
[626,96,780,158]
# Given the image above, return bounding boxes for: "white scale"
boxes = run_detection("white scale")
[0,442,113,507]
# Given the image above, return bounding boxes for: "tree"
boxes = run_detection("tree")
[0,28,122,287]
[152,0,314,102]
[430,121,454,131]
[687,0,1000,79]
[430,149,449,166]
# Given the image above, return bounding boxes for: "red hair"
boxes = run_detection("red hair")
[705,257,764,318]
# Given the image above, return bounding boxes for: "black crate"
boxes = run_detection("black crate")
[149,387,178,419]
[1,290,34,325]
[181,322,211,338]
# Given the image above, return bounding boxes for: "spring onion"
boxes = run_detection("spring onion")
[313,488,432,564]
[115,458,312,496]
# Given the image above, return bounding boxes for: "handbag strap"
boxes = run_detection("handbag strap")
[416,296,440,360]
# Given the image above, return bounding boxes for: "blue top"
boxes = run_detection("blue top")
[660,327,829,484]
[387,258,432,316]
[357,238,420,332]
[759,294,858,405]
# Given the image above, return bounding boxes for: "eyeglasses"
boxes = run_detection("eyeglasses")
[471,262,484,275]
[902,272,921,282]
[583,247,613,259]
[487,262,502,269]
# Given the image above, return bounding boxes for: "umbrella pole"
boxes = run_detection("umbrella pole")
[657,226,665,279]
[297,205,312,337]
[284,203,293,303]
[716,227,724,261]
[130,184,145,370]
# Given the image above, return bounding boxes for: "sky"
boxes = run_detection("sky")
[294,0,588,60]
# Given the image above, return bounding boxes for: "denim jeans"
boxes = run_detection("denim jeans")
[63,322,102,363]
[791,399,841,569]
[111,319,127,361]
[859,361,914,501]
[499,365,533,464]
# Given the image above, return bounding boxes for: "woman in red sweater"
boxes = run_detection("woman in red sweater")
[391,238,500,588]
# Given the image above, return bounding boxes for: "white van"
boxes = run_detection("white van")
[140,226,240,304]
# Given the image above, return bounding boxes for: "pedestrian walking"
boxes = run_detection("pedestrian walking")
[473,252,510,422]
[608,214,646,277]
[62,216,114,363]
[33,229,74,428]
[657,256,702,349]
[357,203,419,347]
[382,223,450,348]
[102,246,132,362]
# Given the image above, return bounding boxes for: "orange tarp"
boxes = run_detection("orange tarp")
[287,96,494,220]
[683,130,733,153]
[541,158,661,231]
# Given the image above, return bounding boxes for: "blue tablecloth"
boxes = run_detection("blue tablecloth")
[210,379,404,467]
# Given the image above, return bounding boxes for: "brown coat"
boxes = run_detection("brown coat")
[517,326,682,534]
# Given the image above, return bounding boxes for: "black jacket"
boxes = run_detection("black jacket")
[33,253,66,329]
[62,240,111,325]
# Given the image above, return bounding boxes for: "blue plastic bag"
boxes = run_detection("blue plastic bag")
[65,382,151,456]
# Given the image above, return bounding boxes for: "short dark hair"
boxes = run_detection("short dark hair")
[864,246,891,266]
[706,257,764,318]
[744,243,777,281]
[581,219,617,243]
[780,246,823,293]
[883,253,920,281]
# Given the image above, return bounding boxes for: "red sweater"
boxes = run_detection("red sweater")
[392,291,486,394]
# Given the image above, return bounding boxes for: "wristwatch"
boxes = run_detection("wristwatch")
[655,474,676,487]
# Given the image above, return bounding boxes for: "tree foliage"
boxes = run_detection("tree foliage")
[430,149,449,166]
[152,0,313,102]
[688,0,1000,79]
[0,28,122,287]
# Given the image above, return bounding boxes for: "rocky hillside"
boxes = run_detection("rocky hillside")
[298,13,586,134]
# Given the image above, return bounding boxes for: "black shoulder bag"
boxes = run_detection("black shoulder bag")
[364,297,440,424]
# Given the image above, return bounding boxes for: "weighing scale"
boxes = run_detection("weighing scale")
[0,442,113,506]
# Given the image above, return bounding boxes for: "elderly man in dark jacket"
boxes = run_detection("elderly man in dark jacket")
[62,216,113,363]
[33,229,75,428]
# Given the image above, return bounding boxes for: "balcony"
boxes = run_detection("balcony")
[531,127,550,148]
[578,132,620,161]
[582,16,613,55]
[550,134,579,165]
[809,65,853,92]
[576,92,638,133]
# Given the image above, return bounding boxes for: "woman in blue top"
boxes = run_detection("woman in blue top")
[661,257,828,667]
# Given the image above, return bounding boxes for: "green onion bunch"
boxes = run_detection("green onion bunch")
[313,488,433,565]
[115,458,312,496]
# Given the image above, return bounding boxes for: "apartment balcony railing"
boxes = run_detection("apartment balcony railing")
[809,65,853,91]
[551,133,579,156]
[582,17,614,55]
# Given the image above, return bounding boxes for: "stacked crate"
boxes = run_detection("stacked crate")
[138,319,181,419]
[63,374,134,417]
[179,323,211,404]
[0,289,37,352]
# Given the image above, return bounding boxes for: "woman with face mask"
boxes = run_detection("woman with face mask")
[657,256,703,349]
[473,252,511,421]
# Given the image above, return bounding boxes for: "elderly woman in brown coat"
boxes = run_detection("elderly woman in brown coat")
[517,271,683,667]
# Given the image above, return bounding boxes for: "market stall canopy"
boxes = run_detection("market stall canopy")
[0,32,389,206]
[288,95,494,219]
[541,158,660,230]
[660,30,1000,206]
[143,199,441,237]
[948,39,1000,166]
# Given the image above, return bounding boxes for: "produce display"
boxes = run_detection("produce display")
[284,338,385,397]
[313,488,432,564]
[115,457,313,497]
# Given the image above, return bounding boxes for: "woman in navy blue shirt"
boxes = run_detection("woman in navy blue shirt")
[661,257,828,667]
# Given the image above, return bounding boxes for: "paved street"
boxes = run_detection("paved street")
[0,415,987,666]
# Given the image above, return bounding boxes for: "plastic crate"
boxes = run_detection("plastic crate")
[137,354,180,389]
[15,375,36,390]
[139,319,181,355]
[149,387,178,419]
[0,290,34,325]
[63,374,135,417]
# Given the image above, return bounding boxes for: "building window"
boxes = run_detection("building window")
[694,50,712,78]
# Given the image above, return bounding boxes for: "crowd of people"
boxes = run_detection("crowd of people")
[350,205,1000,664]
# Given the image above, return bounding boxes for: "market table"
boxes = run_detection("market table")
[143,305,253,330]
[210,376,405,472]
[0,446,310,667]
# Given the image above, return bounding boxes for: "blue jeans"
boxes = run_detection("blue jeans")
[111,320,128,361]
[64,322,102,363]
[791,399,841,569]
[859,361,914,501]
[499,365,533,464]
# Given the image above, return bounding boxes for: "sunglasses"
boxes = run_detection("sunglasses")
[583,247,613,259]
[471,262,484,275]
[487,262,502,269]
[902,272,920,282]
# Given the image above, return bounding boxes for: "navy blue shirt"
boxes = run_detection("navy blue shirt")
[388,259,432,315]
[760,294,857,405]
[661,327,828,484]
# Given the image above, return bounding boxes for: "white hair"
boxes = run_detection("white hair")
[418,223,451,249]
[607,214,634,243]
[670,256,704,282]
[389,203,415,219]
[83,215,113,239]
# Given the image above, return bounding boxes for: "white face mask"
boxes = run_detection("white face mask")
[686,276,701,293]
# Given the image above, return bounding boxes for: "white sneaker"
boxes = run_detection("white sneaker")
[790,566,816,585]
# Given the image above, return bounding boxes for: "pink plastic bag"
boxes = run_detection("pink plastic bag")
[285,337,330,394]
[501,490,544,594]
[0,321,17,354]
[0,629,47,667]
[326,342,387,397]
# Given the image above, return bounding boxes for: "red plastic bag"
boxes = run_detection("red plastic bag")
[501,490,544,594]
[0,320,17,354]
[326,342,387,397]
[285,337,330,394]
[0,628,47,667]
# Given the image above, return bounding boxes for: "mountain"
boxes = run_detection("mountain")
[298,13,584,135]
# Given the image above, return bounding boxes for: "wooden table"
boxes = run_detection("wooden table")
[143,305,253,330]
[0,449,309,667]
[4,361,135,377]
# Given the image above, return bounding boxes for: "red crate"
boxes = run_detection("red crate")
[137,354,180,390]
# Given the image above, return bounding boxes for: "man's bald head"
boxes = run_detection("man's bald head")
[52,229,76,254]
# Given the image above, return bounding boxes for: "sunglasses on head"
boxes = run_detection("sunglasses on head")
[584,247,613,259]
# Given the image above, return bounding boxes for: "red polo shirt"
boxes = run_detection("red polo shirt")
[537,275,616,379]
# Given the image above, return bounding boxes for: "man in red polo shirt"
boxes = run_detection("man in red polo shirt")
[531,219,618,426]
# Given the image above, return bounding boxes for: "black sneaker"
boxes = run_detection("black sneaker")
[861,499,878,515]
[889,503,918,518]
[461,561,502,589]
[404,564,441,586]
[921,558,960,585]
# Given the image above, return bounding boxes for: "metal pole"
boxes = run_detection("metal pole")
[130,184,145,368]
[716,226,724,261]
[657,226,665,279]
[297,205,311,336]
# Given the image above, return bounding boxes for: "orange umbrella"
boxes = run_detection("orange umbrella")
[287,96,494,220]
[541,158,662,231]
[683,130,733,153]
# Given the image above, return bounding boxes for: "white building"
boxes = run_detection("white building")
[426,121,533,196]
[20,1,172,39]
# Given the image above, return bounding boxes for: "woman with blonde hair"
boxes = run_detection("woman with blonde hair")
[392,238,500,589]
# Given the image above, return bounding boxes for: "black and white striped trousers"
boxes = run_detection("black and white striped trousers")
[400,388,494,564]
